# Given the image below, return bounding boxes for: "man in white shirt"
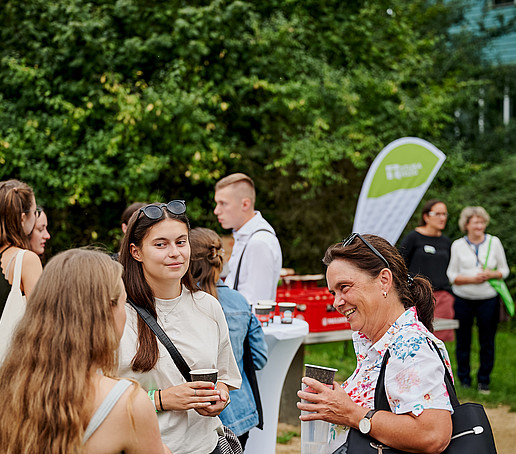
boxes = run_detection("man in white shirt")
[214,173,282,305]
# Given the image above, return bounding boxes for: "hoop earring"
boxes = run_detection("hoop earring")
[383,291,387,298]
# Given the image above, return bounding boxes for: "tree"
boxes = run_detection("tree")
[0,0,496,271]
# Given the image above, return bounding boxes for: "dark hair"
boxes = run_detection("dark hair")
[119,203,197,372]
[0,179,35,249]
[322,234,435,331]
[189,228,224,298]
[419,199,446,227]
[121,202,146,226]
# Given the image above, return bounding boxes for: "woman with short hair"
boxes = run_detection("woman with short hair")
[447,206,509,393]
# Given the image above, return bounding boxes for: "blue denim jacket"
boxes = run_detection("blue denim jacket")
[216,281,268,436]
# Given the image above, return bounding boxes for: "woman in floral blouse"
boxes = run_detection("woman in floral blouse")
[298,234,453,454]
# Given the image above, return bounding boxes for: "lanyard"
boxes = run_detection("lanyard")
[464,235,488,267]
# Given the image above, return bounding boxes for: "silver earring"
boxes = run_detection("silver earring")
[383,291,387,298]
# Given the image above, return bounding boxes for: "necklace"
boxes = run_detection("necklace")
[155,298,180,323]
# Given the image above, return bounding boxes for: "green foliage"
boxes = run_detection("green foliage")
[0,0,503,270]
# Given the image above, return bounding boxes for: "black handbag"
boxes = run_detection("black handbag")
[346,341,497,453]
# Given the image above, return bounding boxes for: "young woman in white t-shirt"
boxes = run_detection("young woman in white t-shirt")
[118,201,241,454]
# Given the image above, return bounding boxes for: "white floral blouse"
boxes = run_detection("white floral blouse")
[328,307,454,452]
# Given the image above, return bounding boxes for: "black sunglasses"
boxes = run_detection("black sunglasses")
[136,200,187,221]
[341,232,390,269]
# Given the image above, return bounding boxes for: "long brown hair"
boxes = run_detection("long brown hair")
[189,227,224,298]
[0,179,35,249]
[323,234,435,331]
[0,249,123,453]
[119,203,197,373]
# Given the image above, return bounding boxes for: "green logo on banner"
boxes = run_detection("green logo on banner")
[367,143,440,198]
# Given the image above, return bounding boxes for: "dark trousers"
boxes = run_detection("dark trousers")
[454,295,499,386]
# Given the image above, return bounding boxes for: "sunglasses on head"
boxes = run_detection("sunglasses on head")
[136,200,187,221]
[341,232,390,269]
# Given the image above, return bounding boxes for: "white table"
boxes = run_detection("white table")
[246,318,309,454]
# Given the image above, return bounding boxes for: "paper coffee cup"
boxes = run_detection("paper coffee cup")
[255,305,272,327]
[190,368,218,383]
[258,300,277,322]
[304,364,338,386]
[190,369,218,404]
[279,302,296,324]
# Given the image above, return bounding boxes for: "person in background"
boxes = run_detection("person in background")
[398,199,454,341]
[447,206,509,394]
[189,227,268,451]
[29,206,51,256]
[298,234,453,453]
[121,202,146,235]
[214,173,282,305]
[0,179,42,360]
[0,249,170,453]
[112,202,146,262]
[118,201,241,454]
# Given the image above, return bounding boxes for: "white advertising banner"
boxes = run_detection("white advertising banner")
[352,137,446,245]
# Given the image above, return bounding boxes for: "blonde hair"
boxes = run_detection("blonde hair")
[458,206,490,232]
[0,249,124,453]
[215,173,256,205]
[189,228,224,298]
[0,179,35,249]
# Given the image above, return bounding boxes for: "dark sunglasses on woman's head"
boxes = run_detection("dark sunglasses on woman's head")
[341,232,390,269]
[136,200,187,221]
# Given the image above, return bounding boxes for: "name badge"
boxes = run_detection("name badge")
[424,245,436,254]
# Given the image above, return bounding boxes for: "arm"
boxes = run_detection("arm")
[20,250,42,300]
[124,387,172,454]
[490,236,510,279]
[248,314,268,370]
[298,379,451,454]
[398,232,415,268]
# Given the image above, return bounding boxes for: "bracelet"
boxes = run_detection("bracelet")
[158,389,164,411]
[148,389,158,413]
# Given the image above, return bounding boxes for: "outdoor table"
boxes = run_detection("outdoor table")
[245,317,309,454]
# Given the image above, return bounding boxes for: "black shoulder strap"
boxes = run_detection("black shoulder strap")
[242,319,264,430]
[375,340,459,411]
[233,228,275,291]
[127,298,192,382]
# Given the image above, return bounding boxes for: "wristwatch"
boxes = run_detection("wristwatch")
[358,409,379,434]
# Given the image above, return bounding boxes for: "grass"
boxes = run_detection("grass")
[276,429,300,444]
[304,319,516,411]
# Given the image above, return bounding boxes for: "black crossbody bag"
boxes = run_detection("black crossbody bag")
[345,340,497,454]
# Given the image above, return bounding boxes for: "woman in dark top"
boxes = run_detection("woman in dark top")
[398,199,454,341]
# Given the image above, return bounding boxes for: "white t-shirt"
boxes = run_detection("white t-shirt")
[118,287,241,454]
[447,234,509,300]
[224,211,282,305]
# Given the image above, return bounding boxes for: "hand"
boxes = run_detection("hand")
[297,378,366,428]
[161,381,219,411]
[195,386,229,417]
[477,271,491,282]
